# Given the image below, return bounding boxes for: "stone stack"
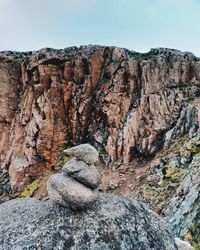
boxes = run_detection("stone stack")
[47,144,101,211]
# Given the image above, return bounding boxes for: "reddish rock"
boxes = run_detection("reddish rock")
[0,47,199,191]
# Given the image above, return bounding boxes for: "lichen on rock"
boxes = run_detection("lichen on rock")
[0,196,179,250]
[19,178,41,198]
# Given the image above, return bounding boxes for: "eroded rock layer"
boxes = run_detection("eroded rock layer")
[0,46,200,191]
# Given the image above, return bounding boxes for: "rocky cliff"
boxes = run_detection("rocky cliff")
[0,45,200,193]
[0,45,200,248]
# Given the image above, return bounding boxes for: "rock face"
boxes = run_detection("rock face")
[47,144,101,210]
[164,153,200,236]
[0,197,178,250]
[136,130,200,247]
[0,46,200,192]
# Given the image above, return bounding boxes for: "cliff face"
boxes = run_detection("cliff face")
[0,46,200,192]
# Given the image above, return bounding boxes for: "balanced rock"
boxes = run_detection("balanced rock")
[63,144,99,164]
[63,158,101,189]
[47,173,98,210]
[47,144,101,210]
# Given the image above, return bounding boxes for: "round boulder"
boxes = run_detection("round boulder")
[47,173,98,210]
[63,144,99,165]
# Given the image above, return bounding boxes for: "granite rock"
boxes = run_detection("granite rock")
[63,158,101,189]
[47,173,98,210]
[63,144,99,165]
[0,196,178,250]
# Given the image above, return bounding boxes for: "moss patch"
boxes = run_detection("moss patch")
[138,164,187,213]
[171,135,189,150]
[51,153,72,173]
[164,167,186,183]
[19,178,41,198]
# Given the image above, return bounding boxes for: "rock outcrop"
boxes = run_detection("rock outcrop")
[0,197,178,250]
[137,130,200,248]
[164,154,200,237]
[0,46,200,192]
[47,144,101,210]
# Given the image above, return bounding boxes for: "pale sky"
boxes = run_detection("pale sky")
[0,0,199,56]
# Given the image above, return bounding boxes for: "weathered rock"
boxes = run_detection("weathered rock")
[0,196,178,250]
[136,130,200,247]
[175,238,195,250]
[63,159,101,189]
[64,144,99,165]
[0,46,200,191]
[164,155,200,236]
[47,173,98,210]
[8,155,32,192]
[164,105,198,148]
[0,167,11,200]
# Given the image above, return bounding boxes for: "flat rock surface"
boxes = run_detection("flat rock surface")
[0,196,177,250]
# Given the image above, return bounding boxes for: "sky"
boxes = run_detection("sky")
[0,0,199,56]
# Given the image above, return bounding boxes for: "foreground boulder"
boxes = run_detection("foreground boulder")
[0,196,178,250]
[175,238,194,250]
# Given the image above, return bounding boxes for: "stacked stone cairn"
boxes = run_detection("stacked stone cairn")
[47,144,101,211]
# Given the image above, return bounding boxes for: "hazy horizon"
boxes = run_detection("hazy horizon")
[0,0,199,56]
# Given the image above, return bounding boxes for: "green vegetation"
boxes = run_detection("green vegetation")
[132,51,155,61]
[171,135,189,150]
[51,151,72,172]
[184,214,200,250]
[168,82,192,90]
[63,46,81,57]
[187,96,195,103]
[19,178,41,198]
[195,87,200,97]
[190,142,200,156]
[164,167,186,183]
